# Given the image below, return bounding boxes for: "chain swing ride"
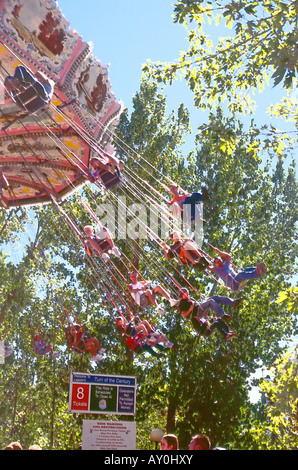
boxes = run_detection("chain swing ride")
[0,0,267,364]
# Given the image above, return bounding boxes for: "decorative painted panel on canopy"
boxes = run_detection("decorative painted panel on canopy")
[0,0,123,208]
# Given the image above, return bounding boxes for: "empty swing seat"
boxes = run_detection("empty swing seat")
[97,168,122,190]
[10,83,50,114]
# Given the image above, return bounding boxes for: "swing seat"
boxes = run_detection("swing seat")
[85,237,111,257]
[193,317,214,339]
[70,337,86,354]
[96,168,122,190]
[232,279,249,292]
[10,83,50,114]
[125,332,146,351]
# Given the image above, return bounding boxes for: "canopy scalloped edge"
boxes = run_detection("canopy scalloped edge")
[0,0,124,208]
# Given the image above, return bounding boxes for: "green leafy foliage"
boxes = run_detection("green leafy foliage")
[143,0,297,112]
[239,347,298,449]
[0,2,297,448]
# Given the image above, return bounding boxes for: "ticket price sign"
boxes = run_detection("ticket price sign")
[69,372,136,415]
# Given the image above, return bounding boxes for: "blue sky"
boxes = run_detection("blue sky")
[57,0,295,140]
[58,0,189,112]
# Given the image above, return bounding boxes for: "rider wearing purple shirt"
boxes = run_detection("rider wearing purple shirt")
[209,244,267,291]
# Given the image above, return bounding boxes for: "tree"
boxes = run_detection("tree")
[114,81,297,449]
[0,15,297,446]
[143,0,298,113]
[241,346,298,449]
[0,81,194,449]
[139,3,297,447]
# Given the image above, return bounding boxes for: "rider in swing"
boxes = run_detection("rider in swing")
[176,288,241,340]
[208,244,267,291]
[162,231,210,271]
[167,183,209,225]
[127,271,179,315]
[65,314,105,362]
[84,224,121,262]
[89,144,125,179]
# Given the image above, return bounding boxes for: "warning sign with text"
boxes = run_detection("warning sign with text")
[82,420,136,450]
